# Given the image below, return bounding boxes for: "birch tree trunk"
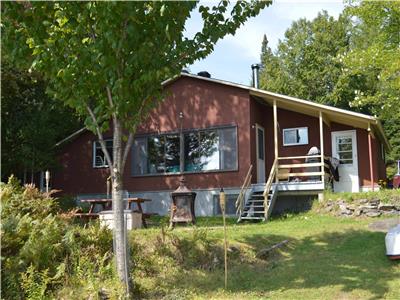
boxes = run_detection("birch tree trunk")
[112,119,131,294]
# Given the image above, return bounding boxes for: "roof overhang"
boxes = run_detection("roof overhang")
[55,73,390,151]
[249,88,390,151]
[174,73,390,151]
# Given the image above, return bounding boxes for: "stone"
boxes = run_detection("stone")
[228,246,240,253]
[358,198,369,204]
[378,204,396,211]
[340,209,352,216]
[354,209,362,216]
[360,205,379,210]
[347,204,357,211]
[324,205,333,213]
[369,199,380,206]
[365,211,381,217]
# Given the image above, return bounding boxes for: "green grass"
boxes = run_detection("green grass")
[131,213,400,299]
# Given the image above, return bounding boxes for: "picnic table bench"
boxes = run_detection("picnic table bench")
[75,197,153,227]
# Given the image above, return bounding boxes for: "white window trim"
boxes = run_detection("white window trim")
[282,127,309,146]
[93,139,112,168]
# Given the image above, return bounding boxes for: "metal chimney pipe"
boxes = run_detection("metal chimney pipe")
[251,64,260,89]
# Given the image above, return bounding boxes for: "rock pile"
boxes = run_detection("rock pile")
[322,198,400,218]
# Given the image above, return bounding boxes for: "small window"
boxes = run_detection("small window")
[93,140,113,168]
[214,194,238,216]
[335,136,353,165]
[283,127,308,146]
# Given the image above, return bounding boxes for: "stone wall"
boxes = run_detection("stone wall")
[322,198,400,218]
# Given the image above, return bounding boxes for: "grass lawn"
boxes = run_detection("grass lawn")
[132,213,400,299]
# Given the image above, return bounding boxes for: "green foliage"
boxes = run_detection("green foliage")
[260,11,351,107]
[259,2,400,174]
[0,178,124,299]
[2,1,270,136]
[340,1,400,170]
[0,64,81,181]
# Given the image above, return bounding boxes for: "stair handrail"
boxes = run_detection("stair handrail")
[235,164,253,216]
[263,158,278,218]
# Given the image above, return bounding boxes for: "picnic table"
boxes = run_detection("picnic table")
[75,197,153,227]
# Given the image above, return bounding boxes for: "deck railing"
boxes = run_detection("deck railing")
[263,158,278,218]
[235,164,253,216]
[276,155,329,183]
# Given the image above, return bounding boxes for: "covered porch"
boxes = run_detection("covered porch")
[237,89,389,222]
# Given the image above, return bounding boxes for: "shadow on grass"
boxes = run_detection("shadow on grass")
[158,229,398,299]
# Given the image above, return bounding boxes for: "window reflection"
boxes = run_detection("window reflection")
[132,127,237,175]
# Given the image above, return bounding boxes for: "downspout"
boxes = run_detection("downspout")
[368,124,374,191]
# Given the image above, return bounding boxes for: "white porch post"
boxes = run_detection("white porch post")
[319,111,325,187]
[273,99,278,183]
[368,123,375,191]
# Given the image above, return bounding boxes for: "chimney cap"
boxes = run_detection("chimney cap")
[197,71,211,78]
[251,63,260,69]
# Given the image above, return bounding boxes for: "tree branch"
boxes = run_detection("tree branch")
[121,132,133,171]
[86,104,114,176]
[106,86,116,117]
[120,94,150,171]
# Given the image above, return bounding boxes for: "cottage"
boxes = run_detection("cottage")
[53,68,389,220]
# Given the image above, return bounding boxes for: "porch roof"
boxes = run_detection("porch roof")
[173,73,390,151]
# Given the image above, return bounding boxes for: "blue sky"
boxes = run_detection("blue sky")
[185,0,345,85]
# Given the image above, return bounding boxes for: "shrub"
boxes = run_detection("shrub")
[0,176,125,299]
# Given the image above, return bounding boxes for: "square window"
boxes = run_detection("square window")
[283,127,308,146]
[93,140,113,168]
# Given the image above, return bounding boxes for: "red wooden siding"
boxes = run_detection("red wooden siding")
[52,77,387,196]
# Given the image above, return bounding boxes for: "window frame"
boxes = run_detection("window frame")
[92,139,113,168]
[282,127,309,146]
[131,125,238,177]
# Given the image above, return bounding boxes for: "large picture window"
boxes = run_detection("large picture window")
[132,126,237,175]
[93,140,113,168]
[283,127,308,146]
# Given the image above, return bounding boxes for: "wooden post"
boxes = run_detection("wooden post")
[273,99,278,183]
[368,124,374,191]
[219,188,228,289]
[319,112,325,187]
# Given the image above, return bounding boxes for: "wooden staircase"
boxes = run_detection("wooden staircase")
[239,185,277,221]
[237,159,279,222]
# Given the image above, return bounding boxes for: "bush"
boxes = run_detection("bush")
[0,176,125,299]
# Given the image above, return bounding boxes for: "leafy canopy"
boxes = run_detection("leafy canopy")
[1,63,81,180]
[3,1,270,135]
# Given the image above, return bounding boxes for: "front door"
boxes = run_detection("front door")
[256,124,266,183]
[331,130,359,192]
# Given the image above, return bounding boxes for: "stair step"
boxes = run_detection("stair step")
[242,211,264,215]
[244,205,264,208]
[240,216,265,220]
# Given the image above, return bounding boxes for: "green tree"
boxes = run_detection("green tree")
[260,11,352,107]
[2,1,271,292]
[1,63,81,182]
[339,1,400,176]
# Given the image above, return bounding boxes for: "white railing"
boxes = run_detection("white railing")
[263,158,278,219]
[276,155,329,182]
[235,164,253,217]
